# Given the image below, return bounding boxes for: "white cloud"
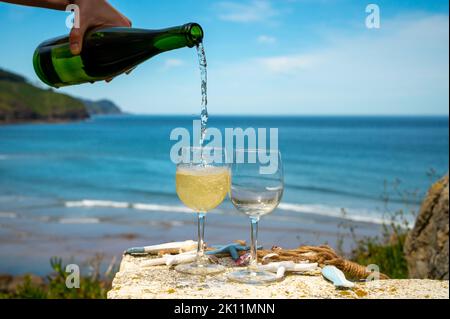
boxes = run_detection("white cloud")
[210,14,449,115]
[217,0,278,23]
[257,35,277,44]
[163,58,184,68]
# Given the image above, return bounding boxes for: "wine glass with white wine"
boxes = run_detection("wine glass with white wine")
[175,147,230,275]
[228,149,284,284]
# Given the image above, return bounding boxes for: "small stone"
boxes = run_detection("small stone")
[338,290,354,298]
[353,288,368,298]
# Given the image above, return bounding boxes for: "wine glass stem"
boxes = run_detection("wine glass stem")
[197,212,207,263]
[249,216,260,271]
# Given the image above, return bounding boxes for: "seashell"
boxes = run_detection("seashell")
[262,253,279,262]
[235,253,251,266]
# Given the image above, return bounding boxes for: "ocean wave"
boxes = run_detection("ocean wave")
[65,200,192,213]
[0,212,17,219]
[133,203,192,213]
[65,200,129,208]
[0,155,8,160]
[59,217,101,224]
[278,203,400,225]
[63,199,397,225]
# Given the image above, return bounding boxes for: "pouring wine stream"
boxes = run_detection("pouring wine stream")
[197,42,208,151]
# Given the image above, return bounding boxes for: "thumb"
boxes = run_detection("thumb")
[69,26,86,55]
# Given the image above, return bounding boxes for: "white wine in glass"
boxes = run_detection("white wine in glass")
[176,166,230,212]
[175,147,230,275]
[228,149,284,284]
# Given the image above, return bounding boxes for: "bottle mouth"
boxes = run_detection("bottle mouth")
[184,23,204,47]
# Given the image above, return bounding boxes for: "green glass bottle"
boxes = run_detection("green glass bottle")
[33,23,204,88]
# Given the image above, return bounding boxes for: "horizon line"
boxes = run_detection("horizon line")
[114,113,450,117]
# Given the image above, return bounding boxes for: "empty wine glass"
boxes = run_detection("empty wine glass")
[228,149,284,284]
[175,147,230,275]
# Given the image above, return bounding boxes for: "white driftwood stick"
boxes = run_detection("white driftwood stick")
[141,250,197,267]
[165,252,197,266]
[141,240,197,254]
[259,261,318,273]
[141,257,167,267]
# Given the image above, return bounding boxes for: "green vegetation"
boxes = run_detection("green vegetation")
[347,223,409,279]
[0,256,117,299]
[0,68,88,122]
[0,68,27,83]
[0,79,89,122]
[337,176,429,279]
[1,68,123,123]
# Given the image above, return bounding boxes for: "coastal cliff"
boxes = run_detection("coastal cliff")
[404,175,449,279]
[81,99,123,115]
[0,68,123,124]
[0,69,88,123]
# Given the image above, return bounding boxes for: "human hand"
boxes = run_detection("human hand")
[69,0,131,55]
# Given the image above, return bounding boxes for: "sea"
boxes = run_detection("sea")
[0,115,448,275]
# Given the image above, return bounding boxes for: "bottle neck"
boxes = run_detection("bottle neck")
[150,23,204,51]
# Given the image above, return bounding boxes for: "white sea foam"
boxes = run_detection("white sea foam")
[63,199,403,226]
[65,200,129,208]
[278,203,388,225]
[169,220,185,227]
[133,203,192,213]
[59,217,100,224]
[64,199,193,213]
[0,212,17,219]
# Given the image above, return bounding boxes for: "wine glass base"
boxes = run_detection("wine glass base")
[175,262,225,275]
[228,269,280,284]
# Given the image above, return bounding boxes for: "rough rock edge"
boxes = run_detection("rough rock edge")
[404,175,449,280]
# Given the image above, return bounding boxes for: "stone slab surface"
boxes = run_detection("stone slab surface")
[107,255,449,299]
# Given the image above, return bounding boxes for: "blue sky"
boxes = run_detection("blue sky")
[0,0,448,115]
